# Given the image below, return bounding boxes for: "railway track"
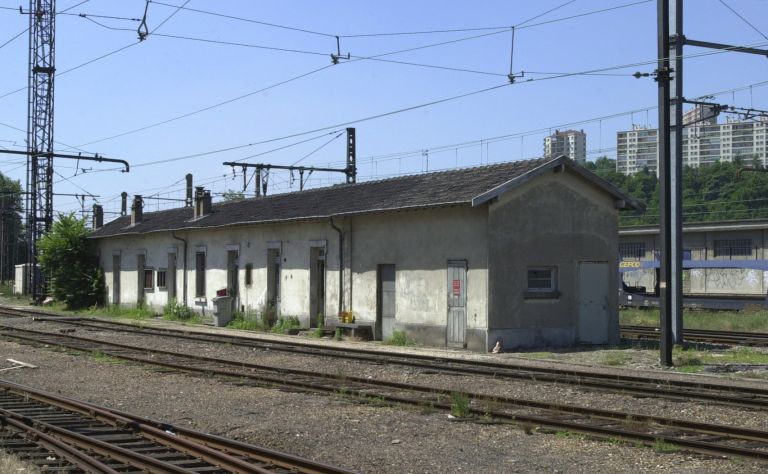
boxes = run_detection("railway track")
[12,314,768,410]
[2,324,768,460]
[0,379,354,473]
[621,325,768,346]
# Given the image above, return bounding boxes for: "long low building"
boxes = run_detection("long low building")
[620,219,768,296]
[89,156,642,352]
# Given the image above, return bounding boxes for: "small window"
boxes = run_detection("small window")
[527,267,556,292]
[619,242,645,260]
[245,263,253,286]
[143,269,154,290]
[195,252,206,297]
[157,269,167,289]
[714,239,751,258]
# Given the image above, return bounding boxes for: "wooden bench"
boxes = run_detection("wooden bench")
[332,323,373,340]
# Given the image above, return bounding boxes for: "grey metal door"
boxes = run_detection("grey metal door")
[112,255,120,305]
[167,253,176,301]
[578,261,609,344]
[377,264,396,340]
[137,254,145,306]
[447,260,467,347]
[309,247,326,327]
[227,250,239,311]
[267,249,281,317]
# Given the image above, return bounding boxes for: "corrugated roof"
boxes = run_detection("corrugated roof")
[89,156,642,239]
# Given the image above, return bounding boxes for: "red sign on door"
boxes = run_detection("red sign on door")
[452,279,461,296]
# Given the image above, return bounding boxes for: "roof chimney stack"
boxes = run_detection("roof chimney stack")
[193,186,212,219]
[185,173,193,207]
[121,192,128,216]
[92,204,103,229]
[131,195,143,226]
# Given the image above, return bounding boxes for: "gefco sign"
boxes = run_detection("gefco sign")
[619,260,641,269]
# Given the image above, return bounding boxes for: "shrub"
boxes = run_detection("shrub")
[163,298,195,321]
[271,316,301,334]
[37,214,105,309]
[228,309,264,330]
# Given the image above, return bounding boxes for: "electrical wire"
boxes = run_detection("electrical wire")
[0,0,91,52]
[0,0,188,101]
[291,132,344,166]
[515,0,578,28]
[68,64,335,149]
[717,0,768,41]
[148,0,336,38]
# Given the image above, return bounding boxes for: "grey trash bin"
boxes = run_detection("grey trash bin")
[211,296,233,327]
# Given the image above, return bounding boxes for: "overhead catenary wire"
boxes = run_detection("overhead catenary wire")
[717,0,768,41]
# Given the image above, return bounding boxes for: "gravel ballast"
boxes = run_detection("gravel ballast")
[1,315,766,472]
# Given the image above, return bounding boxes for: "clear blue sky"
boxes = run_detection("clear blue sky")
[1,0,766,220]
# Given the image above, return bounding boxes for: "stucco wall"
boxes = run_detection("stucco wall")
[350,206,488,350]
[487,169,620,349]
[94,207,489,336]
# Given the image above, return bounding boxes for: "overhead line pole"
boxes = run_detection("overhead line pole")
[669,0,684,345]
[655,0,768,363]
[656,0,674,366]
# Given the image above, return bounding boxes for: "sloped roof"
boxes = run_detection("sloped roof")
[89,156,644,239]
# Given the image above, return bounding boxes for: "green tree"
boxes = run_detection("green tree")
[0,173,24,281]
[37,213,104,309]
[222,189,245,202]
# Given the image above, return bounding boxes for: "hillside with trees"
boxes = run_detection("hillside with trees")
[584,157,768,226]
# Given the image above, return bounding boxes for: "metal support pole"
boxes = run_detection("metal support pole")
[657,0,674,366]
[669,0,684,344]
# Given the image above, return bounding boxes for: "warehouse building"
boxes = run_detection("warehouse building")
[620,219,768,296]
[89,156,643,352]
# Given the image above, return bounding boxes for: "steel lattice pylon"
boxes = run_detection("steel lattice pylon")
[26,0,56,300]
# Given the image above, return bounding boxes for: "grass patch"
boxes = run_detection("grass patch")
[271,316,301,334]
[383,330,415,346]
[599,351,632,366]
[90,349,125,365]
[621,307,768,332]
[162,299,200,323]
[652,438,679,453]
[228,310,265,331]
[555,430,585,440]
[82,304,157,320]
[450,392,471,418]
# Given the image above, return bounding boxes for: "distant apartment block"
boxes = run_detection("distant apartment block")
[616,107,768,175]
[544,129,587,164]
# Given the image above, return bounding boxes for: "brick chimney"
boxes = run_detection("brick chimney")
[131,195,143,226]
[92,204,103,229]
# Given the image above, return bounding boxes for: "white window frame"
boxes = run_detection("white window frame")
[526,266,557,292]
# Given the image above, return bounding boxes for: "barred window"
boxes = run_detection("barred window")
[619,242,645,259]
[157,269,167,289]
[245,263,253,286]
[714,239,752,258]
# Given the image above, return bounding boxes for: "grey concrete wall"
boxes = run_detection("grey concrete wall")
[350,206,489,344]
[487,170,620,350]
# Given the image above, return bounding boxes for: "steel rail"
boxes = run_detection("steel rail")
[3,325,768,460]
[0,415,119,473]
[621,324,768,345]
[0,379,355,474]
[23,315,768,408]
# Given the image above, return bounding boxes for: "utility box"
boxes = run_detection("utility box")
[211,296,232,327]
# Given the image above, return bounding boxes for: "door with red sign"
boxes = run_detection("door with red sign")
[447,260,467,347]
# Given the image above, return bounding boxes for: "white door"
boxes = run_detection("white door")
[578,262,609,344]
